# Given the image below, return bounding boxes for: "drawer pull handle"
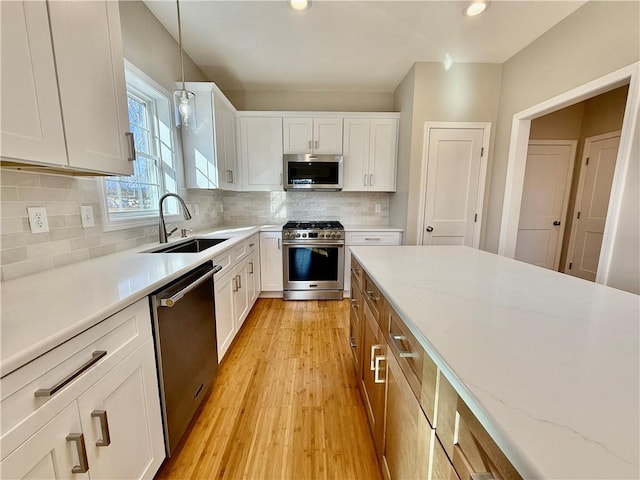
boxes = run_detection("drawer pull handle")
[391,334,417,358]
[349,337,357,348]
[91,410,111,447]
[470,474,495,480]
[66,433,89,473]
[249,243,255,247]
[364,237,381,241]
[365,290,379,301]
[35,351,107,398]
[374,355,386,383]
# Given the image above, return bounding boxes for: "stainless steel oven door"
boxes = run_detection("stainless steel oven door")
[282,242,344,298]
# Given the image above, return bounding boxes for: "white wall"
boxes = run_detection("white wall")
[391,63,503,244]
[485,1,640,255]
[226,90,393,112]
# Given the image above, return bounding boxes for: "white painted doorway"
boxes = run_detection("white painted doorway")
[565,131,621,281]
[420,123,490,247]
[515,141,576,270]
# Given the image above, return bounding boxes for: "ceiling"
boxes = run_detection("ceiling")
[143,1,585,93]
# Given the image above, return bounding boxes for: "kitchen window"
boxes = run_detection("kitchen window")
[101,62,180,229]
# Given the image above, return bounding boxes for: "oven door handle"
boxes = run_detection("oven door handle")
[282,242,344,247]
[159,267,220,308]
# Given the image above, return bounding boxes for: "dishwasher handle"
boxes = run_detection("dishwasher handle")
[159,265,221,308]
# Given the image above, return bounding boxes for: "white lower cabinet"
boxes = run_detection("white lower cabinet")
[77,340,164,480]
[0,402,86,480]
[0,299,165,480]
[344,230,402,296]
[259,232,283,294]
[214,235,261,361]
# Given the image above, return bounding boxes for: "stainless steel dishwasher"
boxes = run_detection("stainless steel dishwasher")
[150,261,222,456]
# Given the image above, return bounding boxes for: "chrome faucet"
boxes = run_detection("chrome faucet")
[158,193,192,243]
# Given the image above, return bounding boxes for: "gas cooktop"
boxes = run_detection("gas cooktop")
[283,221,344,230]
[282,221,344,241]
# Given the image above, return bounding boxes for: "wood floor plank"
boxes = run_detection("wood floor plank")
[156,298,381,480]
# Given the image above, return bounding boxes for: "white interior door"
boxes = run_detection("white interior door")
[422,127,486,246]
[515,142,576,270]
[566,132,621,281]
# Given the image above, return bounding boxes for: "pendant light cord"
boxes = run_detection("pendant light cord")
[177,0,186,91]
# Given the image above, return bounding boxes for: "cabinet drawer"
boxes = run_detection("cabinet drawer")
[212,250,232,277]
[452,401,523,480]
[350,257,364,290]
[346,231,402,245]
[387,305,423,402]
[231,242,247,262]
[0,299,152,456]
[246,234,258,252]
[362,273,383,324]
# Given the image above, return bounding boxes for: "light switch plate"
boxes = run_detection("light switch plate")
[80,205,95,228]
[27,207,49,233]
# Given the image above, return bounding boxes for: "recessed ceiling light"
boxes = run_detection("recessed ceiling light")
[290,0,311,11]
[466,1,488,17]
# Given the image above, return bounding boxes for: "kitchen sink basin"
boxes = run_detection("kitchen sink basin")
[149,237,228,253]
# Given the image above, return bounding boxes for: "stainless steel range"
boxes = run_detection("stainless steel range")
[282,221,345,300]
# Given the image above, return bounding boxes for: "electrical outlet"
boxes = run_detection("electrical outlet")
[80,205,95,228]
[375,204,382,213]
[27,207,49,233]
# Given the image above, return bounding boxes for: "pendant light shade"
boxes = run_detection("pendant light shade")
[173,0,196,130]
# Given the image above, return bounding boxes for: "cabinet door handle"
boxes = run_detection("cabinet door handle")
[308,140,312,150]
[370,344,382,370]
[350,298,358,309]
[248,261,254,274]
[314,140,319,149]
[66,433,90,473]
[277,238,281,250]
[91,410,111,447]
[369,174,374,186]
[125,132,136,162]
[363,174,367,186]
[35,351,107,398]
[349,337,357,348]
[232,276,239,292]
[230,170,234,184]
[374,355,386,383]
[365,290,379,302]
[237,274,242,289]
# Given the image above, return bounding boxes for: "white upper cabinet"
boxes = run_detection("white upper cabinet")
[343,117,399,192]
[0,0,133,176]
[283,117,343,154]
[238,116,283,191]
[182,82,238,190]
[0,1,67,166]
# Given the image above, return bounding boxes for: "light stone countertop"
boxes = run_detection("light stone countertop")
[0,225,269,377]
[349,245,639,480]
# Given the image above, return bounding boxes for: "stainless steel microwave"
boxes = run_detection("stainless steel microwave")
[283,154,343,191]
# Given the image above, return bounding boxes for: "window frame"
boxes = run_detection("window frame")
[100,61,184,232]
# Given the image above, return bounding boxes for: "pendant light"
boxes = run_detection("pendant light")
[173,0,196,130]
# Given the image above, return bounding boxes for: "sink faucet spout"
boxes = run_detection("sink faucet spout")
[159,193,192,243]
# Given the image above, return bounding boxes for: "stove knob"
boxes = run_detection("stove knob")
[330,233,336,239]
[336,232,342,239]
[302,233,307,238]
[295,233,300,238]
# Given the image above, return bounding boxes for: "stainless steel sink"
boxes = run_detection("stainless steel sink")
[149,238,228,253]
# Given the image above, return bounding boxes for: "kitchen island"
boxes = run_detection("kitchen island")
[349,245,639,479]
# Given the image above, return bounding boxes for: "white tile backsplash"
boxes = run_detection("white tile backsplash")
[1,168,391,280]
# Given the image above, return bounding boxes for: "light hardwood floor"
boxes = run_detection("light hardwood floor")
[156,298,382,480]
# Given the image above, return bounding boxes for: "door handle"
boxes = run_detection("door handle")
[426,226,434,232]
[553,221,561,226]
